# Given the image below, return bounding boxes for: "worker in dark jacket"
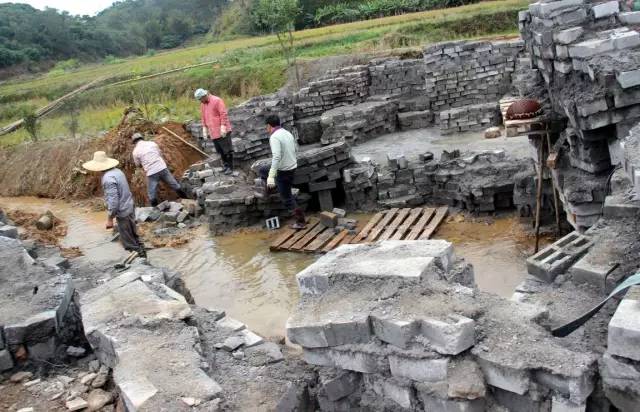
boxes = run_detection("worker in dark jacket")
[83,151,146,257]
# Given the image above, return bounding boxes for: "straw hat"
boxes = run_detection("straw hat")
[82,151,119,172]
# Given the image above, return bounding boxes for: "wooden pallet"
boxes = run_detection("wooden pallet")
[500,96,547,138]
[270,206,448,254]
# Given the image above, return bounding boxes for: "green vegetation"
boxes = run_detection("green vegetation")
[0,0,527,146]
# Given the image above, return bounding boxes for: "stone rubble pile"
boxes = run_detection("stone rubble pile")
[287,240,599,411]
[135,199,202,230]
[519,0,640,232]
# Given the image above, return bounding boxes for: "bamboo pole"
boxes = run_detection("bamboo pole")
[546,130,562,237]
[161,126,209,158]
[534,135,544,253]
[98,60,218,90]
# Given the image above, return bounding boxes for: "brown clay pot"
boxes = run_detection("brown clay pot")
[506,99,543,120]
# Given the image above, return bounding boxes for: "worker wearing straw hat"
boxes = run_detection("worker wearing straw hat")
[83,151,146,257]
[195,88,234,175]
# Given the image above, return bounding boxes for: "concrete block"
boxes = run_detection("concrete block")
[603,195,640,218]
[216,317,246,332]
[526,232,593,283]
[0,348,14,371]
[370,317,418,349]
[420,315,475,355]
[554,27,584,45]
[570,256,618,293]
[619,11,640,24]
[608,294,640,361]
[389,355,448,382]
[320,371,360,401]
[0,225,18,239]
[476,357,531,395]
[332,208,346,218]
[592,1,619,19]
[576,99,608,117]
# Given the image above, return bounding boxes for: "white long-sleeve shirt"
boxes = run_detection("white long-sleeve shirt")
[132,140,167,176]
[268,127,297,179]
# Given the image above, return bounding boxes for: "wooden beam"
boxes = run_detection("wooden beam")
[419,206,449,240]
[322,229,350,253]
[391,208,423,240]
[378,208,411,242]
[366,208,399,243]
[351,212,383,244]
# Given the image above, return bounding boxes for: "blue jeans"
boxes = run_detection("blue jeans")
[259,165,297,211]
[147,168,181,204]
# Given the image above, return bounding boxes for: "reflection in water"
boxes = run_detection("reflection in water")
[0,197,540,336]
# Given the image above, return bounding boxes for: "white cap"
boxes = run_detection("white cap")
[194,88,208,100]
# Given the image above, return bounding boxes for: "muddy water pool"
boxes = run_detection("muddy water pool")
[0,197,542,337]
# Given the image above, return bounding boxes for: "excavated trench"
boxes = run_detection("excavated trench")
[0,196,543,337]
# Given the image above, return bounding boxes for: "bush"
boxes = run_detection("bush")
[53,59,80,72]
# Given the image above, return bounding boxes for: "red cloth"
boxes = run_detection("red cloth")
[200,95,232,139]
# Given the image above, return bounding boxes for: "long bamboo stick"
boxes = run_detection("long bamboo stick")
[161,126,209,158]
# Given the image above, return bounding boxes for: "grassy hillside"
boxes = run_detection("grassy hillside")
[0,0,527,146]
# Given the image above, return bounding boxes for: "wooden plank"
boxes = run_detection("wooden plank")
[339,234,356,246]
[279,219,319,250]
[351,212,384,244]
[419,206,449,240]
[304,227,336,253]
[378,208,411,242]
[391,208,424,240]
[405,208,435,241]
[269,227,298,251]
[365,208,399,243]
[291,223,326,251]
[322,230,350,253]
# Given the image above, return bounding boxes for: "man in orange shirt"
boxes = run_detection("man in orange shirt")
[195,88,234,175]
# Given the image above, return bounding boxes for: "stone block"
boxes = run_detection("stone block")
[329,348,388,374]
[370,317,418,349]
[0,225,18,239]
[240,329,264,348]
[536,0,584,19]
[619,11,640,24]
[364,375,415,409]
[320,211,338,228]
[591,1,619,19]
[389,355,448,382]
[476,357,530,395]
[320,371,360,401]
[493,387,550,412]
[617,69,640,89]
[608,292,640,361]
[551,396,586,412]
[0,348,14,371]
[569,38,614,58]
[570,256,618,293]
[554,27,584,45]
[332,208,347,218]
[27,336,57,361]
[534,369,595,404]
[603,195,640,218]
[4,310,57,345]
[420,315,475,355]
[612,30,640,50]
[216,317,246,332]
[418,392,485,412]
[222,336,244,351]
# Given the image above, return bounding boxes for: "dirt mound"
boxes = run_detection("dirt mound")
[0,108,204,205]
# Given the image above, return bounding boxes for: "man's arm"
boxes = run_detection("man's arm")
[103,177,120,219]
[268,134,281,180]
[200,104,208,138]
[132,148,141,167]
[217,98,231,135]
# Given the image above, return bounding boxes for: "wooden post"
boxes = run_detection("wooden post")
[534,135,544,253]
[546,130,562,237]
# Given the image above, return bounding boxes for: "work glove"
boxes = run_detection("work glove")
[267,177,276,189]
[202,126,208,138]
[220,125,228,136]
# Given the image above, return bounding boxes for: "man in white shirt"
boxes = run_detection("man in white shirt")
[258,115,306,229]
[131,133,186,206]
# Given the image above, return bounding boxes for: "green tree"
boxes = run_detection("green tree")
[252,0,302,88]
[21,110,40,142]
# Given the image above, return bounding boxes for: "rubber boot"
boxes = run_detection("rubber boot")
[291,208,307,230]
[150,199,159,207]
[176,189,188,199]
